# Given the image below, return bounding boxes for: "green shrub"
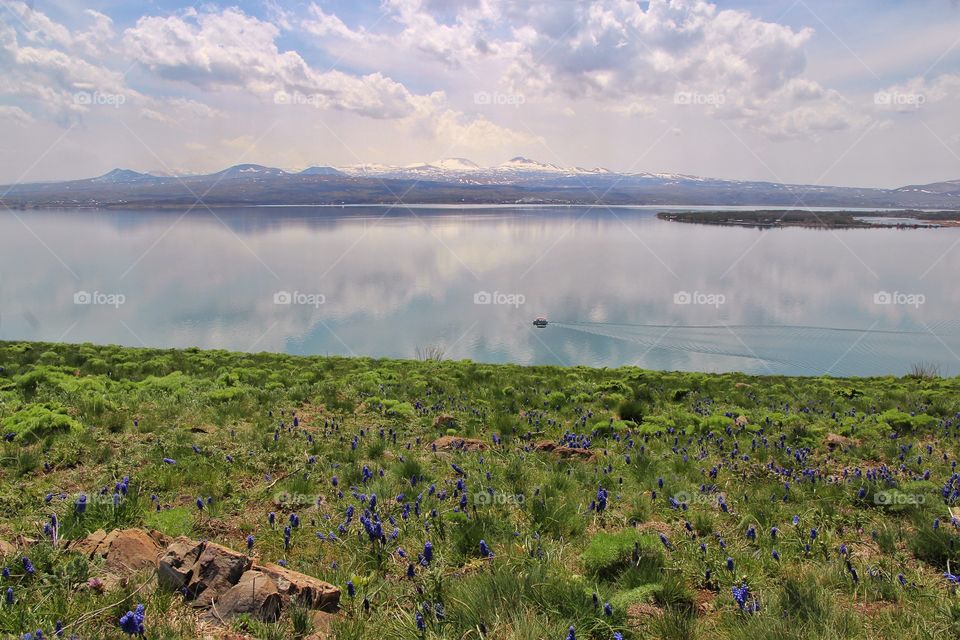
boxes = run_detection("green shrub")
[2,402,82,441]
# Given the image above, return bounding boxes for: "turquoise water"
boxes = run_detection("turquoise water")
[1,206,959,376]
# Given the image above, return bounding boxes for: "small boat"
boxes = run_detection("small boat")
[532,317,548,328]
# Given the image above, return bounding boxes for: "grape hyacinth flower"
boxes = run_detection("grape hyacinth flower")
[732,583,750,611]
[246,535,254,552]
[118,603,145,635]
[479,539,493,558]
[347,580,356,598]
[422,541,433,565]
[21,558,34,576]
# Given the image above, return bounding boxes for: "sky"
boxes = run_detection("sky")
[0,0,958,188]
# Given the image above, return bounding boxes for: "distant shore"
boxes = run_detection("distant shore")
[656,209,960,229]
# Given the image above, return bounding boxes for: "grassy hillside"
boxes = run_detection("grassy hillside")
[0,340,959,639]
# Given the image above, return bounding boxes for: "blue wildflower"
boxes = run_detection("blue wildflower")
[479,539,493,558]
[118,603,145,635]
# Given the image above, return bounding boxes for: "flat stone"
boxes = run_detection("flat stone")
[99,529,163,573]
[254,561,340,612]
[207,570,281,622]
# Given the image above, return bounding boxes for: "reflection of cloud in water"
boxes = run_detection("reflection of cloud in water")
[1,208,960,375]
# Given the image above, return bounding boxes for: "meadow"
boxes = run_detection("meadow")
[0,340,959,639]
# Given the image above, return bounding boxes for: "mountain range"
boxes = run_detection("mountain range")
[2,157,959,209]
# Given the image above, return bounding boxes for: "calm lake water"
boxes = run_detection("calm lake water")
[2,206,960,377]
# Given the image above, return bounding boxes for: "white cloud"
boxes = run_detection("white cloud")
[874,73,960,113]
[0,105,32,125]
[123,8,420,119]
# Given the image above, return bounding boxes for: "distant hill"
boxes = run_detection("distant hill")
[2,158,958,209]
[895,179,960,196]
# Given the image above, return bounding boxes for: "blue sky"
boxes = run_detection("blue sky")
[1,0,958,187]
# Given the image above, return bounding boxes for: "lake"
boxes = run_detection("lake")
[2,206,959,377]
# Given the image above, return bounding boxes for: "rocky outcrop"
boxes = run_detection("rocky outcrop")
[534,440,597,461]
[68,528,340,627]
[431,435,487,452]
[256,561,340,612]
[825,433,859,451]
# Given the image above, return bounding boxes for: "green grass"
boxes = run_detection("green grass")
[0,340,959,638]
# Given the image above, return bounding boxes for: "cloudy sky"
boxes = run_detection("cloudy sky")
[1,0,958,187]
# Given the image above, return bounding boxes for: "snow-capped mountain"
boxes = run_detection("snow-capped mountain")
[332,156,616,183]
[3,158,957,209]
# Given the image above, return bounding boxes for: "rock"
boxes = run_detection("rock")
[68,528,163,575]
[208,570,281,622]
[254,562,340,612]
[825,433,858,450]
[533,440,597,462]
[430,436,486,452]
[68,529,108,557]
[187,542,252,606]
[158,537,206,591]
[99,529,163,573]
